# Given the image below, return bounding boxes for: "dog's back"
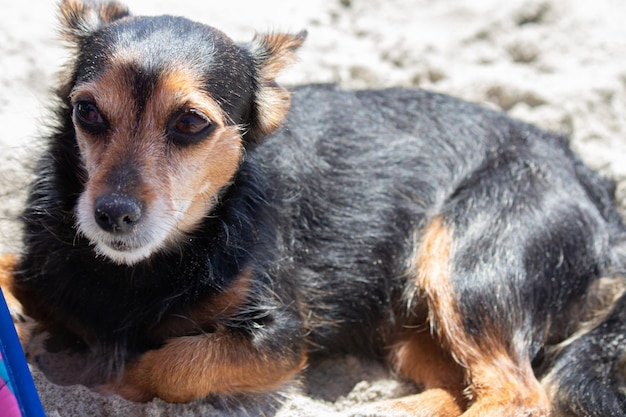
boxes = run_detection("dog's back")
[254,85,626,414]
[256,84,620,338]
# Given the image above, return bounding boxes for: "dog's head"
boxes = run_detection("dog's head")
[58,0,305,265]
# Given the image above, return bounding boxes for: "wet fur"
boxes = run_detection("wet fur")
[3,1,626,415]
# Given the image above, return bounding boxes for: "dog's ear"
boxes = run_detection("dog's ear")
[246,31,307,142]
[59,0,130,43]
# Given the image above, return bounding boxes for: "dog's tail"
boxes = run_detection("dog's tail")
[542,247,626,417]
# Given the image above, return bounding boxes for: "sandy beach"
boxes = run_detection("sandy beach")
[1,0,625,415]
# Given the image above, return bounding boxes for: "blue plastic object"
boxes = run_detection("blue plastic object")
[0,289,46,417]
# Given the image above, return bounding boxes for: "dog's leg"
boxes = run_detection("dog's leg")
[413,216,550,417]
[102,327,307,403]
[100,268,307,403]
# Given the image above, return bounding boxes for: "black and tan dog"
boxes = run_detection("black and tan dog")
[1,0,625,415]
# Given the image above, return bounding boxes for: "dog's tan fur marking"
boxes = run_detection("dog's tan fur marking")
[464,350,549,417]
[110,331,307,403]
[0,255,21,320]
[384,329,466,416]
[413,217,463,347]
[409,216,550,416]
[370,390,465,417]
[150,267,254,340]
[391,329,464,392]
[0,254,17,293]
[0,254,36,346]
[0,255,20,318]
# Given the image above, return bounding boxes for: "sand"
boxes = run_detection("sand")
[1,0,625,415]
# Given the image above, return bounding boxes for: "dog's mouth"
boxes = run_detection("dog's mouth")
[88,233,168,265]
[105,239,135,252]
[95,234,149,255]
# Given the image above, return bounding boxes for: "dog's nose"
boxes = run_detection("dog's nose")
[94,195,143,234]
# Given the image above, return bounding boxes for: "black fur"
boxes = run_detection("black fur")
[10,3,626,415]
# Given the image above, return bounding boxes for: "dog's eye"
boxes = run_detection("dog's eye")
[168,110,214,145]
[74,101,107,132]
[175,112,211,135]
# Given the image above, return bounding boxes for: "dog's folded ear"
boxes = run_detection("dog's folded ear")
[246,31,307,142]
[59,0,130,44]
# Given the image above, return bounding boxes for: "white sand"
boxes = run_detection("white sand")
[1,0,625,415]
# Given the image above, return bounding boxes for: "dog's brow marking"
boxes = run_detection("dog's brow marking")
[148,67,229,130]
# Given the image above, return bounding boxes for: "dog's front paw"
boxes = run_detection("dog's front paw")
[23,328,50,362]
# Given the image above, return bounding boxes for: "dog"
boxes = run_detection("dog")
[1,0,625,415]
